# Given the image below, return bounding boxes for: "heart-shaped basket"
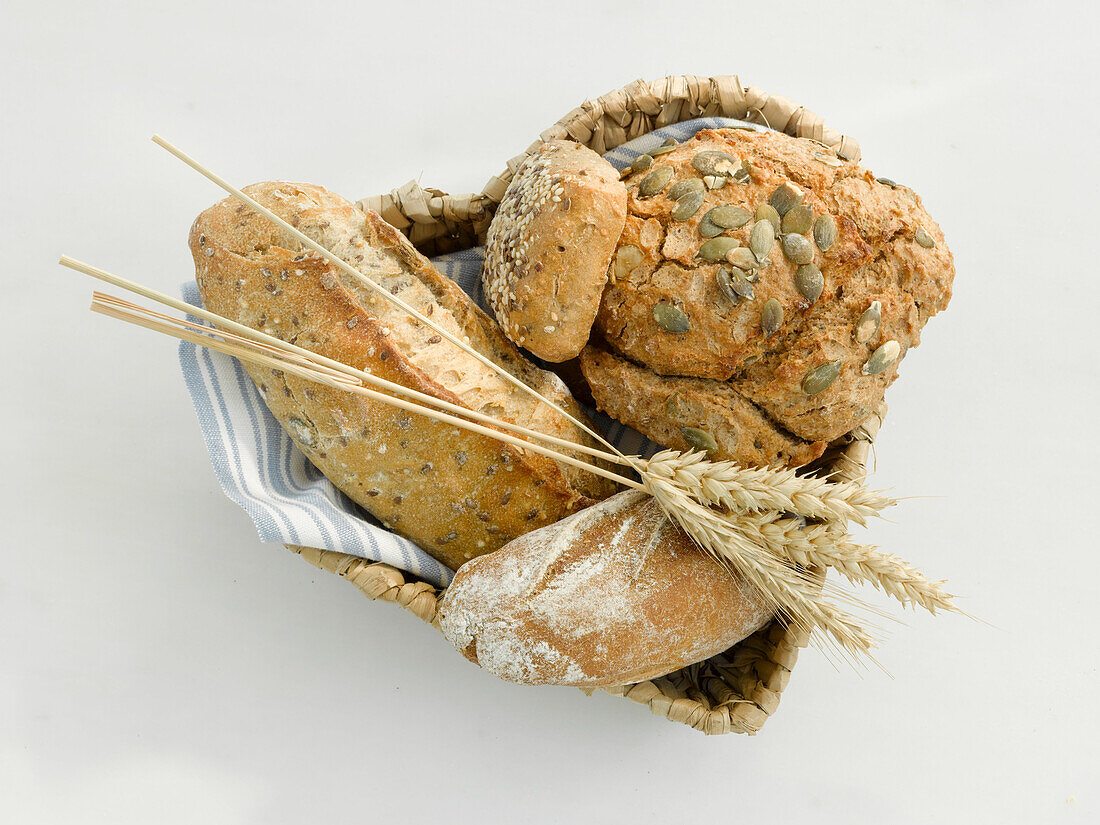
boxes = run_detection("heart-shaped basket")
[287,75,883,735]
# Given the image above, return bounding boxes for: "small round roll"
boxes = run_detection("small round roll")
[438,490,773,687]
[481,140,627,363]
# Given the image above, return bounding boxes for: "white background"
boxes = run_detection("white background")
[3,1,1098,822]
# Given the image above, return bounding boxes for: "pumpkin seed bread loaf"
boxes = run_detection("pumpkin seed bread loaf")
[594,127,954,444]
[481,140,626,362]
[190,182,617,571]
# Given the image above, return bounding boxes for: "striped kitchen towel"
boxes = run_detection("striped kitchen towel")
[178,116,761,588]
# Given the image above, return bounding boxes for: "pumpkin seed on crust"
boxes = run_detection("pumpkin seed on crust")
[755,203,781,234]
[717,267,754,302]
[681,426,719,454]
[802,360,842,395]
[697,237,742,262]
[704,205,752,229]
[699,214,726,237]
[761,298,783,337]
[649,137,678,156]
[813,214,837,251]
[653,303,690,333]
[671,188,705,221]
[863,340,901,375]
[698,215,725,238]
[667,178,701,199]
[781,204,814,235]
[914,226,936,248]
[769,182,804,216]
[749,221,775,262]
[692,150,739,177]
[781,233,815,265]
[638,166,673,196]
[855,301,882,343]
[727,247,759,271]
[795,264,824,304]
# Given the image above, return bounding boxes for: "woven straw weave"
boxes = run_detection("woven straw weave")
[290,75,879,735]
[359,75,860,256]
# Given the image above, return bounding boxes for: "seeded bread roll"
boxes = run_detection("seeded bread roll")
[190,181,617,571]
[579,346,826,468]
[481,140,627,362]
[438,489,773,687]
[598,128,954,442]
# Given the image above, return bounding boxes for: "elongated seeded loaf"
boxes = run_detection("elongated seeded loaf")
[438,489,773,687]
[481,140,626,362]
[190,181,616,570]
[599,127,954,442]
[579,346,826,468]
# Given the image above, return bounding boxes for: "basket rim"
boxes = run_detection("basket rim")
[357,74,860,256]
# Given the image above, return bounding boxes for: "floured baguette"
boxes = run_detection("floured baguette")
[580,346,827,468]
[190,181,617,570]
[438,489,773,687]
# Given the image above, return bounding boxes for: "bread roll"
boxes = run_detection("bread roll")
[438,490,773,687]
[481,140,626,362]
[190,181,616,571]
[597,127,954,442]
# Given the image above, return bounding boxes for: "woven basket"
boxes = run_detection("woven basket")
[288,75,882,735]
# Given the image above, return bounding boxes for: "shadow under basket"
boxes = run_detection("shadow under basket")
[286,75,882,735]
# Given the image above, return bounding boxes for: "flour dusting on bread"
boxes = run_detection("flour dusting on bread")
[439,490,773,687]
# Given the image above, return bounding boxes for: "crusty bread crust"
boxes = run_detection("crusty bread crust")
[598,128,954,442]
[438,490,773,687]
[579,346,826,468]
[481,140,626,362]
[190,181,616,570]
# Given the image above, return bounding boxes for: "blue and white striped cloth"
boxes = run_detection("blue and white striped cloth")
[179,117,761,587]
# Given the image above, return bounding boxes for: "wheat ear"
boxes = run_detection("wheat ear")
[645,449,895,526]
[737,513,959,614]
[641,474,877,660]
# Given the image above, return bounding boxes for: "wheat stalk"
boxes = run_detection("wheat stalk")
[646,449,895,526]
[69,274,627,468]
[86,293,642,491]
